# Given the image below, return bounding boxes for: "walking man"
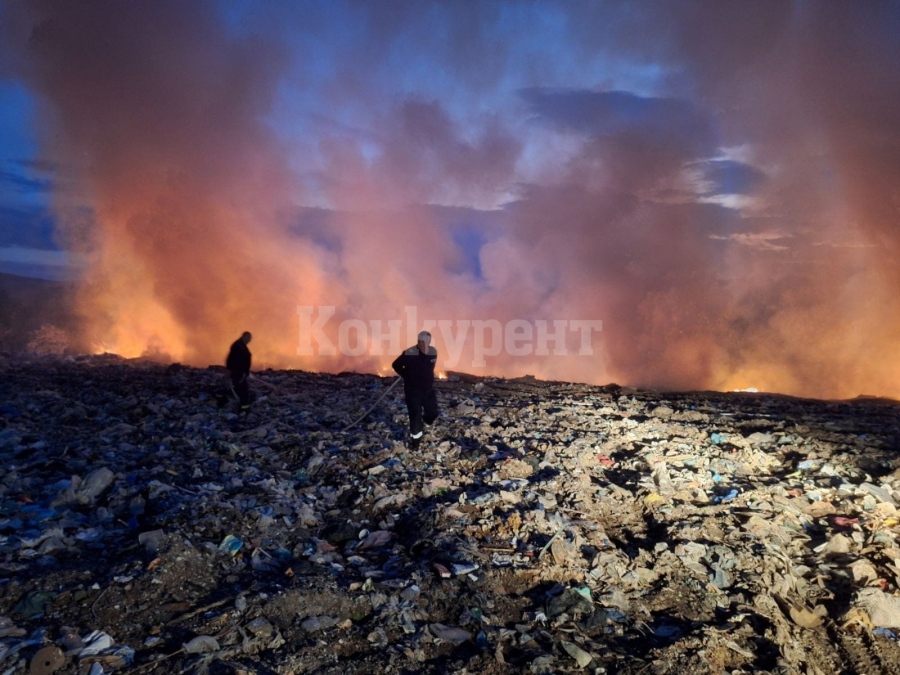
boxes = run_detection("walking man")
[392,330,439,448]
[226,331,252,411]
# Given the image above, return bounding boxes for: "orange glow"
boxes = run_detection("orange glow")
[7,2,900,401]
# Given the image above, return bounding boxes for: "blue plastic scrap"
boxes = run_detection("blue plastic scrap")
[713,488,740,504]
[218,534,244,555]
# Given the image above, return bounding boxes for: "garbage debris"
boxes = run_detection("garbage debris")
[1,355,900,672]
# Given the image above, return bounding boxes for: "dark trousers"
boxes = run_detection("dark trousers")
[231,373,250,407]
[405,387,438,436]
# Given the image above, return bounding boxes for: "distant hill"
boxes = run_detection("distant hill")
[0,271,80,352]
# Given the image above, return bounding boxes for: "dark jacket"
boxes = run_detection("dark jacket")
[392,345,437,391]
[226,338,252,378]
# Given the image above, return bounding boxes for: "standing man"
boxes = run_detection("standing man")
[392,330,439,448]
[226,331,252,412]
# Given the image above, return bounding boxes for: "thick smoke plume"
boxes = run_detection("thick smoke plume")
[2,2,899,398]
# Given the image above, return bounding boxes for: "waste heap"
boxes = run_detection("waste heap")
[1,354,900,674]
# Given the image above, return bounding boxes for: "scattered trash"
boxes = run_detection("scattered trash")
[28,645,65,675]
[713,488,740,504]
[218,534,243,556]
[428,623,472,645]
[0,356,898,673]
[855,588,900,628]
[183,635,219,653]
[560,640,592,667]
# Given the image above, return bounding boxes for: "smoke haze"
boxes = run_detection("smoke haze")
[2,1,899,398]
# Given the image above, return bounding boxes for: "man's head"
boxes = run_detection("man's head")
[241,331,252,344]
[417,330,431,354]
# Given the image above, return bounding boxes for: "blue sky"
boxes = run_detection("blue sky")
[1,1,899,398]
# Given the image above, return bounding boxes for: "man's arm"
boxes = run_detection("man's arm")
[392,353,406,377]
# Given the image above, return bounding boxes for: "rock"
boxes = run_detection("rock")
[300,616,339,633]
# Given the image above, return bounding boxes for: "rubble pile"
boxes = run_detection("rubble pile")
[2,355,900,674]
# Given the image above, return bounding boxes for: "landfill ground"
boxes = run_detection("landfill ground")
[2,356,900,674]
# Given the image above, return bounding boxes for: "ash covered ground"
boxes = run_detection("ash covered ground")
[2,355,900,674]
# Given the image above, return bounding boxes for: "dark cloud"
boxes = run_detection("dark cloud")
[0,167,52,194]
[521,88,720,200]
[696,160,766,196]
[522,88,715,153]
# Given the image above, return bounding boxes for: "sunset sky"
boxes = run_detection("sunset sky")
[1,1,899,398]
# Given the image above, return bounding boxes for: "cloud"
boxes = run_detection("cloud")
[0,245,86,280]
[522,88,715,153]
[0,167,52,194]
[0,245,83,266]
[694,159,766,197]
[709,231,792,251]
